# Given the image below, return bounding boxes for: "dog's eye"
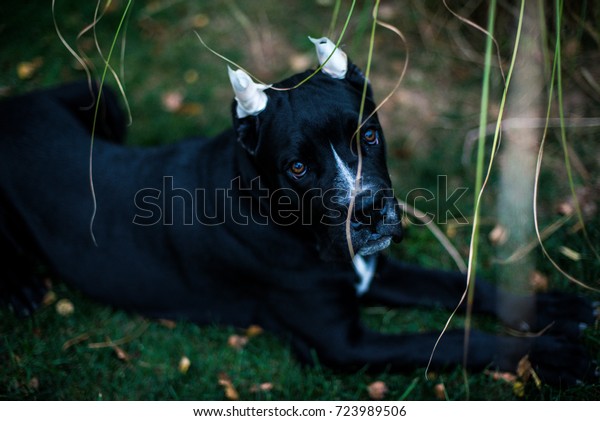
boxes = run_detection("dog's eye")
[289,161,307,178]
[363,129,379,145]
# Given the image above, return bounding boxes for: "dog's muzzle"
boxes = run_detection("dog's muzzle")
[351,190,403,256]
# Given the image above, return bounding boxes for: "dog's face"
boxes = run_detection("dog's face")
[229,38,403,261]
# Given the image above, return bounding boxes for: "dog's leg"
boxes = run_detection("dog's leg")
[366,255,596,338]
[0,199,47,317]
[262,284,591,386]
[0,249,47,317]
[365,255,497,314]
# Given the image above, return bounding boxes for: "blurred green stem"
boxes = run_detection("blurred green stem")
[464,0,497,366]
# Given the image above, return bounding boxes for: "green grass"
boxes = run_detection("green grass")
[1,0,599,400]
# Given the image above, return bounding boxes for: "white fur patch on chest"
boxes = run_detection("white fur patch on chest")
[353,254,377,295]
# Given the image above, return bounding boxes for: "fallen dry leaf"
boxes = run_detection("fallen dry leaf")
[62,333,91,351]
[433,383,446,400]
[104,0,120,13]
[161,91,183,112]
[55,298,74,316]
[529,270,549,293]
[178,356,191,374]
[289,53,312,72]
[517,356,542,388]
[489,224,509,246]
[485,370,518,383]
[42,290,57,306]
[28,377,40,391]
[556,201,574,217]
[17,58,43,80]
[486,355,542,398]
[556,185,598,220]
[184,69,199,84]
[0,86,12,97]
[245,325,263,338]
[513,381,525,398]
[227,334,249,350]
[177,102,204,116]
[367,381,388,400]
[158,319,177,329]
[514,355,542,391]
[250,382,274,393]
[192,14,210,29]
[530,369,543,389]
[218,373,239,400]
[516,355,532,383]
[559,246,582,261]
[112,344,130,362]
[445,224,457,239]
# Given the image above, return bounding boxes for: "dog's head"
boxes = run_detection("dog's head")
[229,37,403,261]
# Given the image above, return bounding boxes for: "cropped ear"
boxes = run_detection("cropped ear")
[308,36,373,100]
[228,67,270,155]
[228,67,270,118]
[309,36,347,79]
[346,60,374,101]
[231,104,261,156]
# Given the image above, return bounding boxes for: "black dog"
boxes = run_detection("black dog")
[0,38,594,386]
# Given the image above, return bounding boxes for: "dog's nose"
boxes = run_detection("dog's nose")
[351,190,391,226]
[351,190,403,241]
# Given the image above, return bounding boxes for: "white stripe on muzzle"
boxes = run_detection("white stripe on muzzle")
[330,144,356,196]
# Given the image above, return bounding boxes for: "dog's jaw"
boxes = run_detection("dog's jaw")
[357,235,393,256]
[329,144,402,257]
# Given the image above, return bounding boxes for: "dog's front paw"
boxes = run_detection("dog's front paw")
[0,273,48,317]
[496,335,594,387]
[528,334,595,387]
[498,291,598,339]
[535,292,598,338]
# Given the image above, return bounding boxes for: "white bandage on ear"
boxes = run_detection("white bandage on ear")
[308,36,348,79]
[227,67,270,118]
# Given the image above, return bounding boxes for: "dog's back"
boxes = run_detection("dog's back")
[0,84,257,323]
